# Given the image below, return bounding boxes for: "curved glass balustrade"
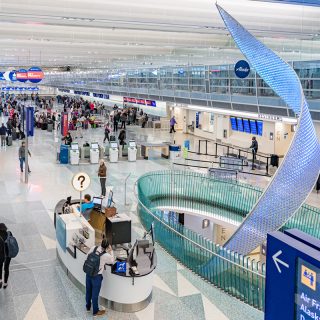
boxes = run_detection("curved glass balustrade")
[136,170,320,310]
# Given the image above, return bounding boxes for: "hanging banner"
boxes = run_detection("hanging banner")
[27,67,44,83]
[26,107,34,137]
[61,113,68,136]
[16,69,28,82]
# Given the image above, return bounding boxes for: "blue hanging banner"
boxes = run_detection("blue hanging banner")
[196,112,200,128]
[26,107,34,137]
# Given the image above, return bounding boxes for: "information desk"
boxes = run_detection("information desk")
[54,200,156,313]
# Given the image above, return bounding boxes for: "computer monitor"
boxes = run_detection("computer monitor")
[91,142,99,149]
[92,197,102,210]
[71,143,79,151]
[110,142,118,148]
[129,141,136,148]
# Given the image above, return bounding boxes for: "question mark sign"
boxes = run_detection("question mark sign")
[78,175,85,189]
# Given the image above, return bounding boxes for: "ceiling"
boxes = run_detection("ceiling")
[0,0,319,71]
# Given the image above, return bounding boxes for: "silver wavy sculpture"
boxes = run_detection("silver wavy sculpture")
[216,4,320,256]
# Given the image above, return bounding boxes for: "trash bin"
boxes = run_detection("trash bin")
[169,144,181,160]
[59,144,69,164]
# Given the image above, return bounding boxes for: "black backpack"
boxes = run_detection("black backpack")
[83,247,105,277]
[0,231,19,258]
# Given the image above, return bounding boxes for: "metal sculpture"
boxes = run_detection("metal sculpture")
[216,4,320,255]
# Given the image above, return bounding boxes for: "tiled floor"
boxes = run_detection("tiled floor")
[0,112,317,320]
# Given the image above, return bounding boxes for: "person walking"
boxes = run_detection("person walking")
[0,123,7,148]
[98,160,107,197]
[18,141,31,173]
[249,136,258,170]
[0,223,17,289]
[169,116,177,133]
[113,111,119,132]
[118,129,126,148]
[120,112,127,129]
[84,239,114,317]
[103,123,111,143]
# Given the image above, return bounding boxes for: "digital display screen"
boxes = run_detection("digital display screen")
[91,143,98,149]
[295,258,320,320]
[146,100,156,107]
[230,117,238,130]
[250,120,258,135]
[93,197,102,205]
[93,93,103,98]
[110,142,118,148]
[257,121,263,136]
[71,144,79,151]
[129,141,136,147]
[237,118,244,132]
[243,119,251,133]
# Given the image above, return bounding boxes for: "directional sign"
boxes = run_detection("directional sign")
[72,172,91,192]
[265,230,320,320]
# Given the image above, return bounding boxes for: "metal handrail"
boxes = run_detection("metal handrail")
[133,180,266,278]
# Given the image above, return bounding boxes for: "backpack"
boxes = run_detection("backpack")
[83,247,105,277]
[0,231,19,258]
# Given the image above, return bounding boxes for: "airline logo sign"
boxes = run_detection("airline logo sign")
[301,265,317,291]
[9,67,45,83]
[234,60,250,78]
[124,96,156,107]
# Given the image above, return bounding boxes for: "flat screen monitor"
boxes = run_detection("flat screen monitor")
[257,120,263,136]
[230,117,238,131]
[71,143,79,151]
[237,118,244,132]
[91,143,99,149]
[93,197,102,206]
[243,119,251,133]
[250,120,258,135]
[129,141,136,148]
[110,142,118,148]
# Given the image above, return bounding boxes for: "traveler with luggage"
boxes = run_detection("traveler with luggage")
[0,123,7,148]
[18,141,31,173]
[83,239,114,317]
[98,160,107,197]
[0,223,19,289]
[118,129,126,147]
[249,136,259,170]
[103,123,111,143]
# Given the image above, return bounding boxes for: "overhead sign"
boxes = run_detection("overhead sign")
[16,69,28,82]
[234,60,250,78]
[0,67,44,83]
[123,96,156,107]
[1,87,39,91]
[265,230,320,320]
[27,66,44,83]
[72,172,91,192]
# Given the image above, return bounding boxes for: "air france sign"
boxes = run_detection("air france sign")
[234,60,250,78]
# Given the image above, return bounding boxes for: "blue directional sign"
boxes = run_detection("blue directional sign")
[26,107,34,137]
[265,230,320,320]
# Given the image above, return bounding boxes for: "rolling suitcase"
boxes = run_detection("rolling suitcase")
[6,136,12,146]
[12,131,17,141]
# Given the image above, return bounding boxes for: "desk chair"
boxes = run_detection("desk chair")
[82,208,93,221]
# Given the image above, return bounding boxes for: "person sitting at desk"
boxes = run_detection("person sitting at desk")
[84,239,114,317]
[77,194,94,215]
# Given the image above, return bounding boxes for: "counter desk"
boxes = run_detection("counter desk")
[54,199,157,313]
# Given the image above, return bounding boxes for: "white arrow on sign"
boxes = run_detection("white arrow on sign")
[272,250,289,274]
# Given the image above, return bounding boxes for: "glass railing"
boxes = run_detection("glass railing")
[136,170,320,311]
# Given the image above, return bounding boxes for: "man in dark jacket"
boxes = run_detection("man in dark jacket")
[0,123,6,147]
[18,141,31,173]
[0,223,13,289]
[249,137,258,170]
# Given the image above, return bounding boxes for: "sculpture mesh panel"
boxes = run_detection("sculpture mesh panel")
[216,4,320,255]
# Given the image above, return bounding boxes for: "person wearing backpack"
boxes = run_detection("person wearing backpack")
[83,239,114,317]
[0,223,19,289]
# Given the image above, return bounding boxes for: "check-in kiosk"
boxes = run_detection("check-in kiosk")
[128,140,137,162]
[109,141,119,163]
[70,143,80,165]
[90,142,100,164]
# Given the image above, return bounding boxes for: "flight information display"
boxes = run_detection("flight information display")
[243,119,251,133]
[295,258,320,320]
[230,117,238,130]
[250,120,258,135]
[257,120,263,136]
[237,118,244,132]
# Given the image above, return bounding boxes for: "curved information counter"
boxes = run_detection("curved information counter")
[54,198,157,313]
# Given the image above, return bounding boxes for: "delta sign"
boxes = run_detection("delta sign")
[1,67,44,83]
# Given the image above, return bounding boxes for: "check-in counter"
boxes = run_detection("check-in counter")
[54,199,156,313]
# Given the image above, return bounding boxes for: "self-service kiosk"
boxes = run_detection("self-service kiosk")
[109,141,119,163]
[128,140,137,162]
[90,142,100,164]
[70,143,80,165]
